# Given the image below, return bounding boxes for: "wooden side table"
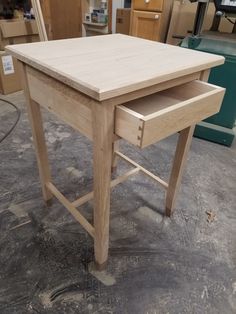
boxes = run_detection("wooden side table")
[6,34,225,268]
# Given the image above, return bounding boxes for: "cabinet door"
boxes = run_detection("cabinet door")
[40,0,82,40]
[133,0,163,12]
[130,10,162,41]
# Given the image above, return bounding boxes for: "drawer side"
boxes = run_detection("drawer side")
[115,106,143,146]
[141,89,225,148]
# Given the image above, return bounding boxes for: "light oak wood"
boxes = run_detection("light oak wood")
[9,35,226,268]
[5,34,224,101]
[116,151,168,189]
[102,72,201,106]
[92,102,114,266]
[19,62,52,203]
[26,66,94,140]
[131,10,162,41]
[200,69,210,82]
[165,125,195,216]
[72,167,140,208]
[112,141,120,170]
[39,0,53,39]
[46,182,95,237]
[32,0,48,41]
[115,80,225,148]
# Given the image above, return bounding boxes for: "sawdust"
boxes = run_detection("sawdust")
[136,206,163,224]
[88,262,116,286]
[40,291,53,308]
[46,131,71,144]
[206,210,216,223]
[66,167,83,179]
[8,200,33,218]
[40,290,83,308]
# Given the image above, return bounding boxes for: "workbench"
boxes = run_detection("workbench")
[6,34,225,268]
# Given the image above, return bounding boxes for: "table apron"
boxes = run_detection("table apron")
[25,65,96,140]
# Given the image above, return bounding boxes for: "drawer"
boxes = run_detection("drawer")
[115,80,225,148]
[133,0,163,12]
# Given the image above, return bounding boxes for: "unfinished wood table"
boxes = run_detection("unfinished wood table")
[6,34,225,268]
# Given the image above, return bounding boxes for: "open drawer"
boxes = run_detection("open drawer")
[115,80,225,148]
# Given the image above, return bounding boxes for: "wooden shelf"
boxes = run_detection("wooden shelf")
[83,21,107,27]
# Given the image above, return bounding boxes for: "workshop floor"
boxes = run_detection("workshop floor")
[0,92,236,314]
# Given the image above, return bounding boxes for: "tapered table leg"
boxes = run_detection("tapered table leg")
[92,102,114,268]
[165,125,195,216]
[20,63,53,203]
[112,140,119,172]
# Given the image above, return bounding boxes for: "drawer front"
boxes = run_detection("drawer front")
[133,0,163,12]
[115,81,225,148]
[130,11,162,41]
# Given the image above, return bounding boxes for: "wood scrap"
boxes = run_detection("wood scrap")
[206,210,216,223]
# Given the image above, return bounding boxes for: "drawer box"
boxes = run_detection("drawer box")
[115,80,225,148]
[133,0,164,12]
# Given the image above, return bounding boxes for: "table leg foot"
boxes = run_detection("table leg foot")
[45,198,53,207]
[111,165,117,173]
[94,260,108,271]
[165,206,172,217]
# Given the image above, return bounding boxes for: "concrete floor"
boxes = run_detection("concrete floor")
[0,92,236,314]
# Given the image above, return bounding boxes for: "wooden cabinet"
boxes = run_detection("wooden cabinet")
[39,0,82,40]
[131,10,162,41]
[130,0,173,42]
[133,0,163,12]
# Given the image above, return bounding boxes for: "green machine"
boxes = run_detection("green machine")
[180,0,236,146]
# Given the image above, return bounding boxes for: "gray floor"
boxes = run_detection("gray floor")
[0,92,236,314]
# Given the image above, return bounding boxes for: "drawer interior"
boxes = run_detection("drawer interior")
[122,80,219,118]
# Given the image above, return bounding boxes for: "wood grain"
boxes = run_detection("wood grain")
[19,62,52,202]
[133,0,164,12]
[130,11,162,42]
[92,102,114,266]
[46,182,95,237]
[26,66,94,140]
[115,80,225,148]
[6,34,224,101]
[31,0,48,41]
[72,167,140,208]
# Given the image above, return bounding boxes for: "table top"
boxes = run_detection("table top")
[6,34,224,101]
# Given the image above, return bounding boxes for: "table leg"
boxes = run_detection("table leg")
[165,125,195,216]
[20,63,53,204]
[92,103,114,269]
[112,140,119,172]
